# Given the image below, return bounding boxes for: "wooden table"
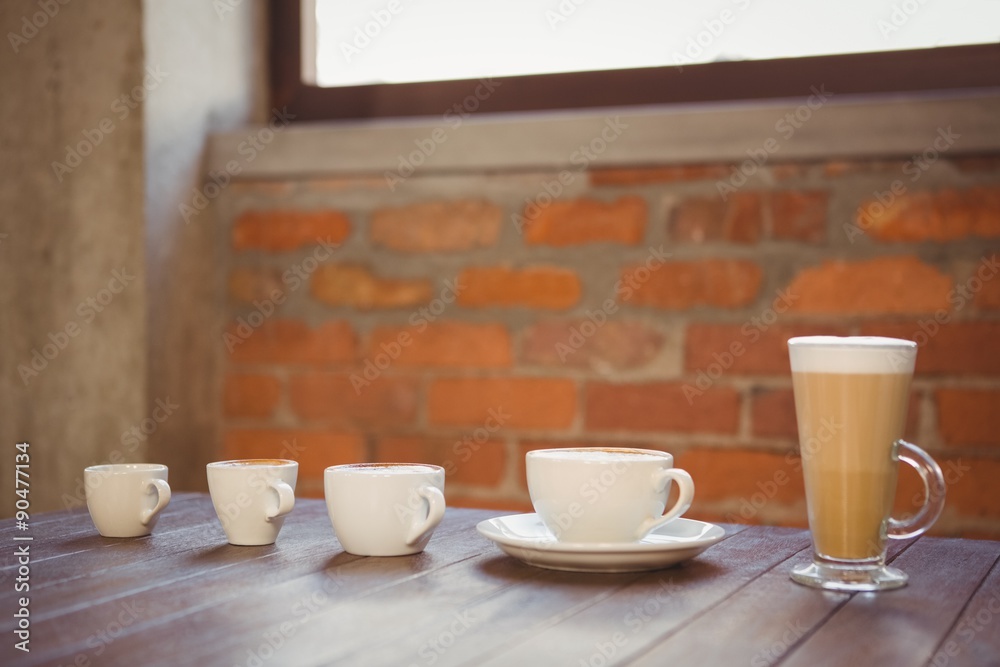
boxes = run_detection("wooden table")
[2,493,998,666]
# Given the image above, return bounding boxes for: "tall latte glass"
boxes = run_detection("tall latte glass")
[788,336,945,591]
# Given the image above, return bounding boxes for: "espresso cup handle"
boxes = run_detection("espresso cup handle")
[405,485,445,547]
[887,439,946,540]
[635,468,695,540]
[140,478,171,526]
[266,480,296,522]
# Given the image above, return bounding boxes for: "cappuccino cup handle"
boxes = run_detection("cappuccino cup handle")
[635,468,695,540]
[887,440,946,540]
[266,480,296,522]
[140,478,171,526]
[405,485,445,546]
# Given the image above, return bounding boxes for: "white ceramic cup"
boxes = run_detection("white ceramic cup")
[526,447,695,543]
[207,459,297,546]
[325,463,446,556]
[84,463,171,538]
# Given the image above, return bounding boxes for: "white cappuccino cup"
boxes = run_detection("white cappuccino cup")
[526,447,694,543]
[325,463,445,556]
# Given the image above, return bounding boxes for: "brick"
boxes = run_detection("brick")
[676,448,805,506]
[368,322,511,368]
[976,281,1000,309]
[310,265,432,309]
[228,268,284,303]
[936,456,1000,520]
[975,280,1000,310]
[622,259,762,310]
[751,387,920,440]
[223,374,281,419]
[857,186,1000,242]
[684,323,850,376]
[457,266,581,310]
[751,389,798,439]
[770,191,828,242]
[669,193,762,244]
[223,429,365,476]
[936,388,1000,447]
[893,454,1000,540]
[520,319,664,370]
[232,210,351,252]
[374,436,506,487]
[227,320,357,365]
[428,378,576,429]
[786,256,953,315]
[585,382,739,433]
[589,164,731,186]
[973,255,1000,309]
[859,322,1000,375]
[524,196,646,246]
[950,155,1000,172]
[290,373,418,426]
[370,199,501,252]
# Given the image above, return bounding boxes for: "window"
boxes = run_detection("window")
[272,0,1000,120]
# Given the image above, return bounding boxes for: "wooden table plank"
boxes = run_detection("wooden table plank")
[4,495,998,667]
[780,537,1000,667]
[25,507,498,667]
[926,553,1000,667]
[165,514,521,666]
[0,493,207,566]
[0,498,236,617]
[333,524,750,667]
[21,501,348,638]
[627,535,919,666]
[25,509,488,660]
[0,492,205,539]
[466,525,809,667]
[629,551,847,667]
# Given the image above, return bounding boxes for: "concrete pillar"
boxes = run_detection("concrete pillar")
[0,0,147,512]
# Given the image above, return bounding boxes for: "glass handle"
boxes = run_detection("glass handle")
[887,439,946,540]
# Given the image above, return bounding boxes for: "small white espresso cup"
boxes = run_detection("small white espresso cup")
[325,463,446,556]
[207,459,297,546]
[526,447,695,543]
[84,463,172,538]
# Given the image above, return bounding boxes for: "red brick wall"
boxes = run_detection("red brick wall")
[219,155,1000,538]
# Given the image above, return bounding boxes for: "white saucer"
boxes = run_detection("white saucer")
[476,513,726,573]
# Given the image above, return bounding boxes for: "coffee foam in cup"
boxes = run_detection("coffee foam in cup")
[531,448,665,461]
[788,336,916,374]
[334,463,439,475]
[213,459,295,467]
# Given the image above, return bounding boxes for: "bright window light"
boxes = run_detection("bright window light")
[314,0,1000,88]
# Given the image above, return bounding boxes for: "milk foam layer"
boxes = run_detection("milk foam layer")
[788,336,915,374]
[212,459,294,467]
[334,464,438,475]
[531,448,665,461]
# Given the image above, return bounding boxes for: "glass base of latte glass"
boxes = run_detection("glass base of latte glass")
[791,554,908,592]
